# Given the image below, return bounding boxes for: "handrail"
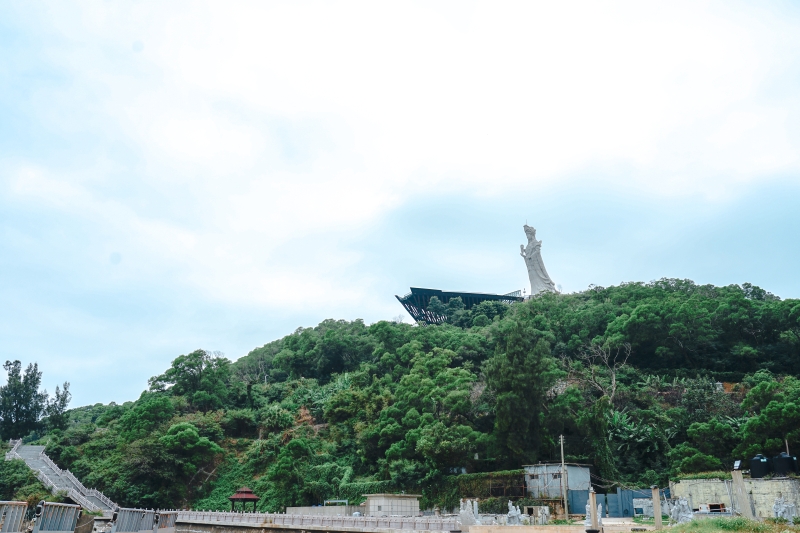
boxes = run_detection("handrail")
[174,510,460,531]
[68,488,101,512]
[88,488,118,510]
[5,439,22,460]
[34,466,100,512]
[6,445,107,512]
[39,453,64,476]
[37,450,118,511]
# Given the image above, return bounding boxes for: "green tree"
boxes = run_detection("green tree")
[687,418,740,463]
[427,297,447,319]
[117,394,175,441]
[737,376,800,456]
[159,422,223,475]
[483,317,561,464]
[45,383,72,431]
[149,350,231,410]
[667,443,724,474]
[0,361,48,439]
[259,437,313,511]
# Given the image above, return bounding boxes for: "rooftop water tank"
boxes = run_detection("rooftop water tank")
[750,454,772,478]
[772,452,798,476]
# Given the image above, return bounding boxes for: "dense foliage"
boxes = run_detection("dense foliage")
[3,279,799,512]
[0,361,71,440]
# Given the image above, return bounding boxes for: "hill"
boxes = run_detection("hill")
[3,278,799,511]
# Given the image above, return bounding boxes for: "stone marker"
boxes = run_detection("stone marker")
[652,486,662,530]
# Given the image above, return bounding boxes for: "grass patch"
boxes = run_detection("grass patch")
[674,471,733,481]
[672,517,800,533]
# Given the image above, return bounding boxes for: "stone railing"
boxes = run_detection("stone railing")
[39,450,117,511]
[5,439,22,460]
[66,489,101,513]
[39,452,63,475]
[88,488,119,510]
[35,467,102,514]
[176,511,459,531]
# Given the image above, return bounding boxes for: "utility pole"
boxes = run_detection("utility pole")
[560,435,569,518]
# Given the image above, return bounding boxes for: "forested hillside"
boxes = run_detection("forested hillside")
[4,279,800,512]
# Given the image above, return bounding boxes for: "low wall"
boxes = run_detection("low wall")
[175,511,457,533]
[177,522,452,533]
[670,477,800,519]
[286,507,362,517]
[469,524,653,533]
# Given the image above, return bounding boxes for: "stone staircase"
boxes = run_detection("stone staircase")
[6,439,117,516]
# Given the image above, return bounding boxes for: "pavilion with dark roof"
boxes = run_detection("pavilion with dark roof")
[229,487,260,511]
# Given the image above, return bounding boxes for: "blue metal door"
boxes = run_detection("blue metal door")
[605,493,621,517]
[568,490,589,516]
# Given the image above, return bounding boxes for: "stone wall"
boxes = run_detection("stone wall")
[285,507,362,517]
[670,477,800,519]
[469,525,653,533]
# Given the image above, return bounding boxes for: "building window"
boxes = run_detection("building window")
[552,473,561,479]
[377,506,382,511]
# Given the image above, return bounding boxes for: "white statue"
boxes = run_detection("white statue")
[534,506,550,525]
[669,498,693,524]
[773,497,796,520]
[583,502,603,528]
[520,225,557,295]
[506,500,523,525]
[459,499,481,526]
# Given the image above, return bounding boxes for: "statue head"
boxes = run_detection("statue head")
[523,225,537,241]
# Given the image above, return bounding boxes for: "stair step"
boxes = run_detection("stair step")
[11,444,116,511]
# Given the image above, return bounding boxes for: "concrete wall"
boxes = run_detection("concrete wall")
[364,495,420,517]
[285,506,361,516]
[670,477,800,519]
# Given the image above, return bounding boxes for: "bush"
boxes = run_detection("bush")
[477,498,506,514]
[683,517,769,532]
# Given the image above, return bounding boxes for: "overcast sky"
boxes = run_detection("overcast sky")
[2,1,800,407]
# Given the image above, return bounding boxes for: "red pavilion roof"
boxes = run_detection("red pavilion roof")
[229,487,260,501]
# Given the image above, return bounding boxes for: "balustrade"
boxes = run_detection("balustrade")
[174,510,458,531]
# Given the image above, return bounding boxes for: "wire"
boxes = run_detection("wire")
[589,473,663,492]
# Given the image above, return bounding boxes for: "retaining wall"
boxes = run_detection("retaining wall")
[285,508,362,517]
[669,477,800,519]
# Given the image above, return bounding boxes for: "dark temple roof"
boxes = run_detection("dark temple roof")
[229,487,260,501]
[395,287,523,324]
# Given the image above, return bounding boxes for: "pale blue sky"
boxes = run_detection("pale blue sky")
[2,1,800,406]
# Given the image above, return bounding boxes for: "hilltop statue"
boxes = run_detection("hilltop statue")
[520,225,557,295]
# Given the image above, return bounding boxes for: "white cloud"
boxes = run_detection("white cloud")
[7,0,800,301]
[3,1,800,404]
[28,0,800,202]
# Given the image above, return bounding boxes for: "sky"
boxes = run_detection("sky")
[1,1,800,407]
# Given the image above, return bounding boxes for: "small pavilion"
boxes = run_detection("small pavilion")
[229,487,260,511]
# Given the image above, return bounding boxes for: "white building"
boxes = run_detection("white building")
[523,463,591,499]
